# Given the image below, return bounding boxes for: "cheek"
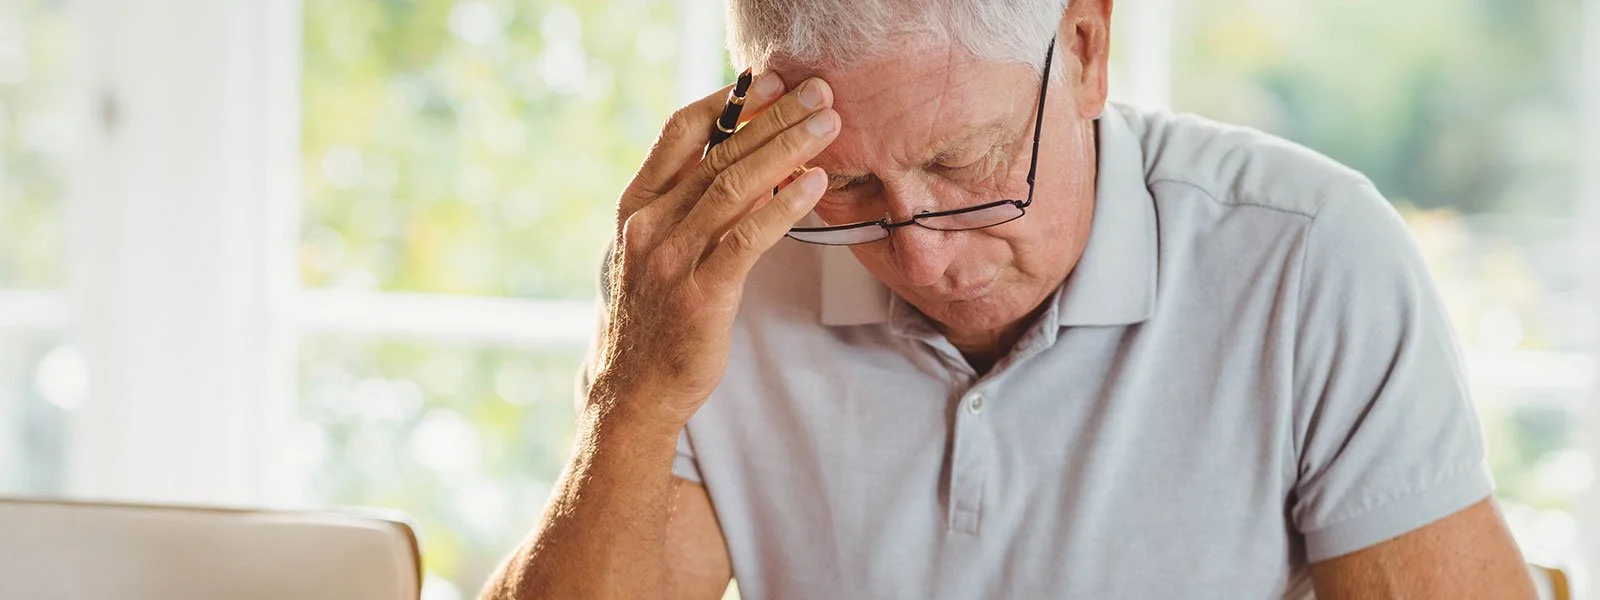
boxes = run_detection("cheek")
[845,244,898,279]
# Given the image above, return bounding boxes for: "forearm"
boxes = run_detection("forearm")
[483,400,685,600]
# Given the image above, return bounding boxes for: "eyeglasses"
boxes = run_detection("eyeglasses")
[786,37,1057,246]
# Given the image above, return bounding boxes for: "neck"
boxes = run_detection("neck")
[937,300,1053,375]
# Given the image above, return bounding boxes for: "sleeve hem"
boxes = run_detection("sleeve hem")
[1302,461,1495,563]
[672,454,704,484]
[673,426,704,484]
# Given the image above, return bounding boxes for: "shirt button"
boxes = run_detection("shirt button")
[967,393,986,415]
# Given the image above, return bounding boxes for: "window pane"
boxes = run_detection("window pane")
[1173,0,1590,561]
[301,0,684,298]
[1,0,76,498]
[0,333,75,496]
[300,1,691,595]
[297,337,584,597]
[1173,0,1583,217]
[0,0,73,289]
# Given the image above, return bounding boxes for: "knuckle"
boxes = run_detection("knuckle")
[769,95,807,127]
[709,169,749,205]
[779,125,816,154]
[704,140,740,173]
[615,190,648,220]
[661,107,698,143]
[621,213,656,249]
[726,222,763,255]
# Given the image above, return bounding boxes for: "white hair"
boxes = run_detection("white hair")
[725,0,1068,78]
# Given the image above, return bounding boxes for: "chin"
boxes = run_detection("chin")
[909,292,1031,333]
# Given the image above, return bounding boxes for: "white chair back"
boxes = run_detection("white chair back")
[0,497,421,600]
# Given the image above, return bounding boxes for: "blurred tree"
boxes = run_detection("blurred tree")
[0,0,72,288]
[300,0,686,595]
[1172,0,1583,216]
[302,0,682,298]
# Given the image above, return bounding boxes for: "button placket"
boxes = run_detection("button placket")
[946,390,991,535]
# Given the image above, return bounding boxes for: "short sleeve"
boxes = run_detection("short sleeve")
[673,427,704,484]
[1290,183,1494,562]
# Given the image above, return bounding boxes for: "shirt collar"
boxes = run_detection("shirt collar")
[819,104,1159,328]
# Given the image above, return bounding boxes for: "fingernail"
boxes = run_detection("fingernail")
[755,73,782,98]
[799,79,825,109]
[786,169,825,206]
[800,168,826,193]
[806,110,836,136]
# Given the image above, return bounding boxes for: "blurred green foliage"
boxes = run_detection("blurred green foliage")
[299,338,583,595]
[301,0,683,298]
[0,0,71,288]
[300,0,685,594]
[1172,0,1584,216]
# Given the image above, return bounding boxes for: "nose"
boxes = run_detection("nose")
[881,178,958,287]
[887,225,958,287]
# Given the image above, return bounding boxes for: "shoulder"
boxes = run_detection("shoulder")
[1116,104,1373,220]
[1116,104,1422,280]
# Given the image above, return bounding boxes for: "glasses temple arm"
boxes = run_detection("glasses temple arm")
[1024,37,1056,206]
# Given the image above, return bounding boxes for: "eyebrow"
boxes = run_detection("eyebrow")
[821,121,1014,188]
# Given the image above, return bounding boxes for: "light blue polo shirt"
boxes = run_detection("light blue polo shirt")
[663,104,1492,599]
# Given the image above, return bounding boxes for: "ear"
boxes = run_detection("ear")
[1057,0,1114,119]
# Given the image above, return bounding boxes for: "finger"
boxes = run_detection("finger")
[665,71,788,188]
[628,85,727,201]
[688,78,835,193]
[726,72,789,128]
[642,77,835,228]
[776,166,808,190]
[674,108,840,248]
[700,167,828,282]
[622,72,788,217]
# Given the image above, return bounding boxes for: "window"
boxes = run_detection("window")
[297,339,585,595]
[297,0,703,595]
[0,0,76,497]
[0,0,69,290]
[1172,0,1594,567]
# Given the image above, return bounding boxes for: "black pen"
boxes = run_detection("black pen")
[705,68,754,156]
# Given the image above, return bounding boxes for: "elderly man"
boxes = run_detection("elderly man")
[485,0,1536,598]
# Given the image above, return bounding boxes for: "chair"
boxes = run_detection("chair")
[1530,562,1575,600]
[0,497,421,600]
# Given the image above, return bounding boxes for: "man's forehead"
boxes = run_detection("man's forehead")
[768,39,1030,113]
[817,122,1011,186]
[772,54,1032,171]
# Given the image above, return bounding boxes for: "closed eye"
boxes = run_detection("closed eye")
[930,148,986,171]
[932,150,1004,181]
[828,173,878,192]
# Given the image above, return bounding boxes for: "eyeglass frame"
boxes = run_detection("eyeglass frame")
[785,36,1058,246]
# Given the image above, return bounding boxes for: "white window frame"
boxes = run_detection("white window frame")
[55,0,303,505]
[1580,0,1600,587]
[42,0,722,507]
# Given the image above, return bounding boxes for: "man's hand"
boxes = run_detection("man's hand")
[592,72,841,427]
[481,74,840,600]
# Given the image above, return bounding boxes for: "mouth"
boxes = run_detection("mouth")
[939,273,1000,303]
